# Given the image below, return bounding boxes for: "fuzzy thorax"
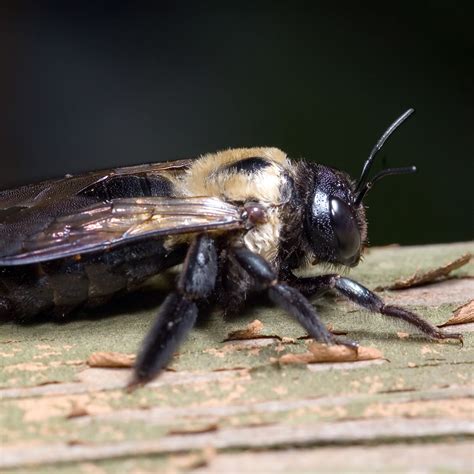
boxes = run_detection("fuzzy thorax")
[176,147,291,265]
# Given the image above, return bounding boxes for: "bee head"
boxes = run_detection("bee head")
[304,108,417,267]
[305,166,365,267]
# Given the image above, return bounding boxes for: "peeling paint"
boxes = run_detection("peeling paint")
[1,242,473,471]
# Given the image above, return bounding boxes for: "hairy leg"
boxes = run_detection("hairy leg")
[128,234,218,388]
[233,248,356,347]
[288,274,463,343]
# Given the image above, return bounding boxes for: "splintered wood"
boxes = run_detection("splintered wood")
[1,242,473,472]
[439,300,474,327]
[278,343,384,365]
[225,320,264,341]
[87,352,136,368]
[374,253,471,291]
[66,402,89,419]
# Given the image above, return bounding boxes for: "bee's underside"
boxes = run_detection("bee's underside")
[0,112,463,387]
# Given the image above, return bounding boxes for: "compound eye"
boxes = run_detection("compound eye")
[329,197,361,265]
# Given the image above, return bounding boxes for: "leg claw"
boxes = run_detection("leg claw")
[331,335,359,350]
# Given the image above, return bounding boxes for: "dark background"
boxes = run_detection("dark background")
[1,2,472,245]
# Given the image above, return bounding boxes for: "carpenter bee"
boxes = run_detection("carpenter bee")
[0,109,462,388]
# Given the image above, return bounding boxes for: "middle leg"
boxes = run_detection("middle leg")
[232,248,357,347]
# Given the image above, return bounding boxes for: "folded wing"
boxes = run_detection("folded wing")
[0,197,243,265]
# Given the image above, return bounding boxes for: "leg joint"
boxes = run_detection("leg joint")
[333,277,383,312]
[177,234,217,299]
[232,247,277,286]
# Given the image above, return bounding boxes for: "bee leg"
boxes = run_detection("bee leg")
[281,273,334,298]
[289,274,463,344]
[232,248,357,348]
[128,234,217,389]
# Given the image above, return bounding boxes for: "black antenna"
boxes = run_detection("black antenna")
[354,166,417,206]
[354,108,416,205]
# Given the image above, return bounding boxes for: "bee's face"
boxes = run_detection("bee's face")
[305,165,366,267]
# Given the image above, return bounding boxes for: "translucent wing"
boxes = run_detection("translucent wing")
[0,196,243,265]
[0,159,193,210]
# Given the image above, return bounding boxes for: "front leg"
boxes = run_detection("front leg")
[128,234,218,388]
[233,248,357,348]
[289,274,463,343]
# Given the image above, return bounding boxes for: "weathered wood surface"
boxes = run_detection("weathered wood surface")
[1,242,473,472]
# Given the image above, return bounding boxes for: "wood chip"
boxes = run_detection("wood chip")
[374,253,472,291]
[170,453,209,470]
[167,424,219,436]
[171,446,216,470]
[438,300,474,327]
[212,366,249,372]
[225,319,263,340]
[66,403,89,419]
[224,319,281,341]
[278,352,317,365]
[297,325,347,340]
[278,343,383,365]
[66,439,89,446]
[35,380,61,387]
[86,352,135,368]
[397,332,410,339]
[308,343,383,362]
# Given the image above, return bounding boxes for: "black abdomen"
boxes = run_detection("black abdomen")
[0,239,185,321]
[79,174,174,201]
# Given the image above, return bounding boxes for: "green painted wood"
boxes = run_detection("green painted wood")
[1,242,473,472]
